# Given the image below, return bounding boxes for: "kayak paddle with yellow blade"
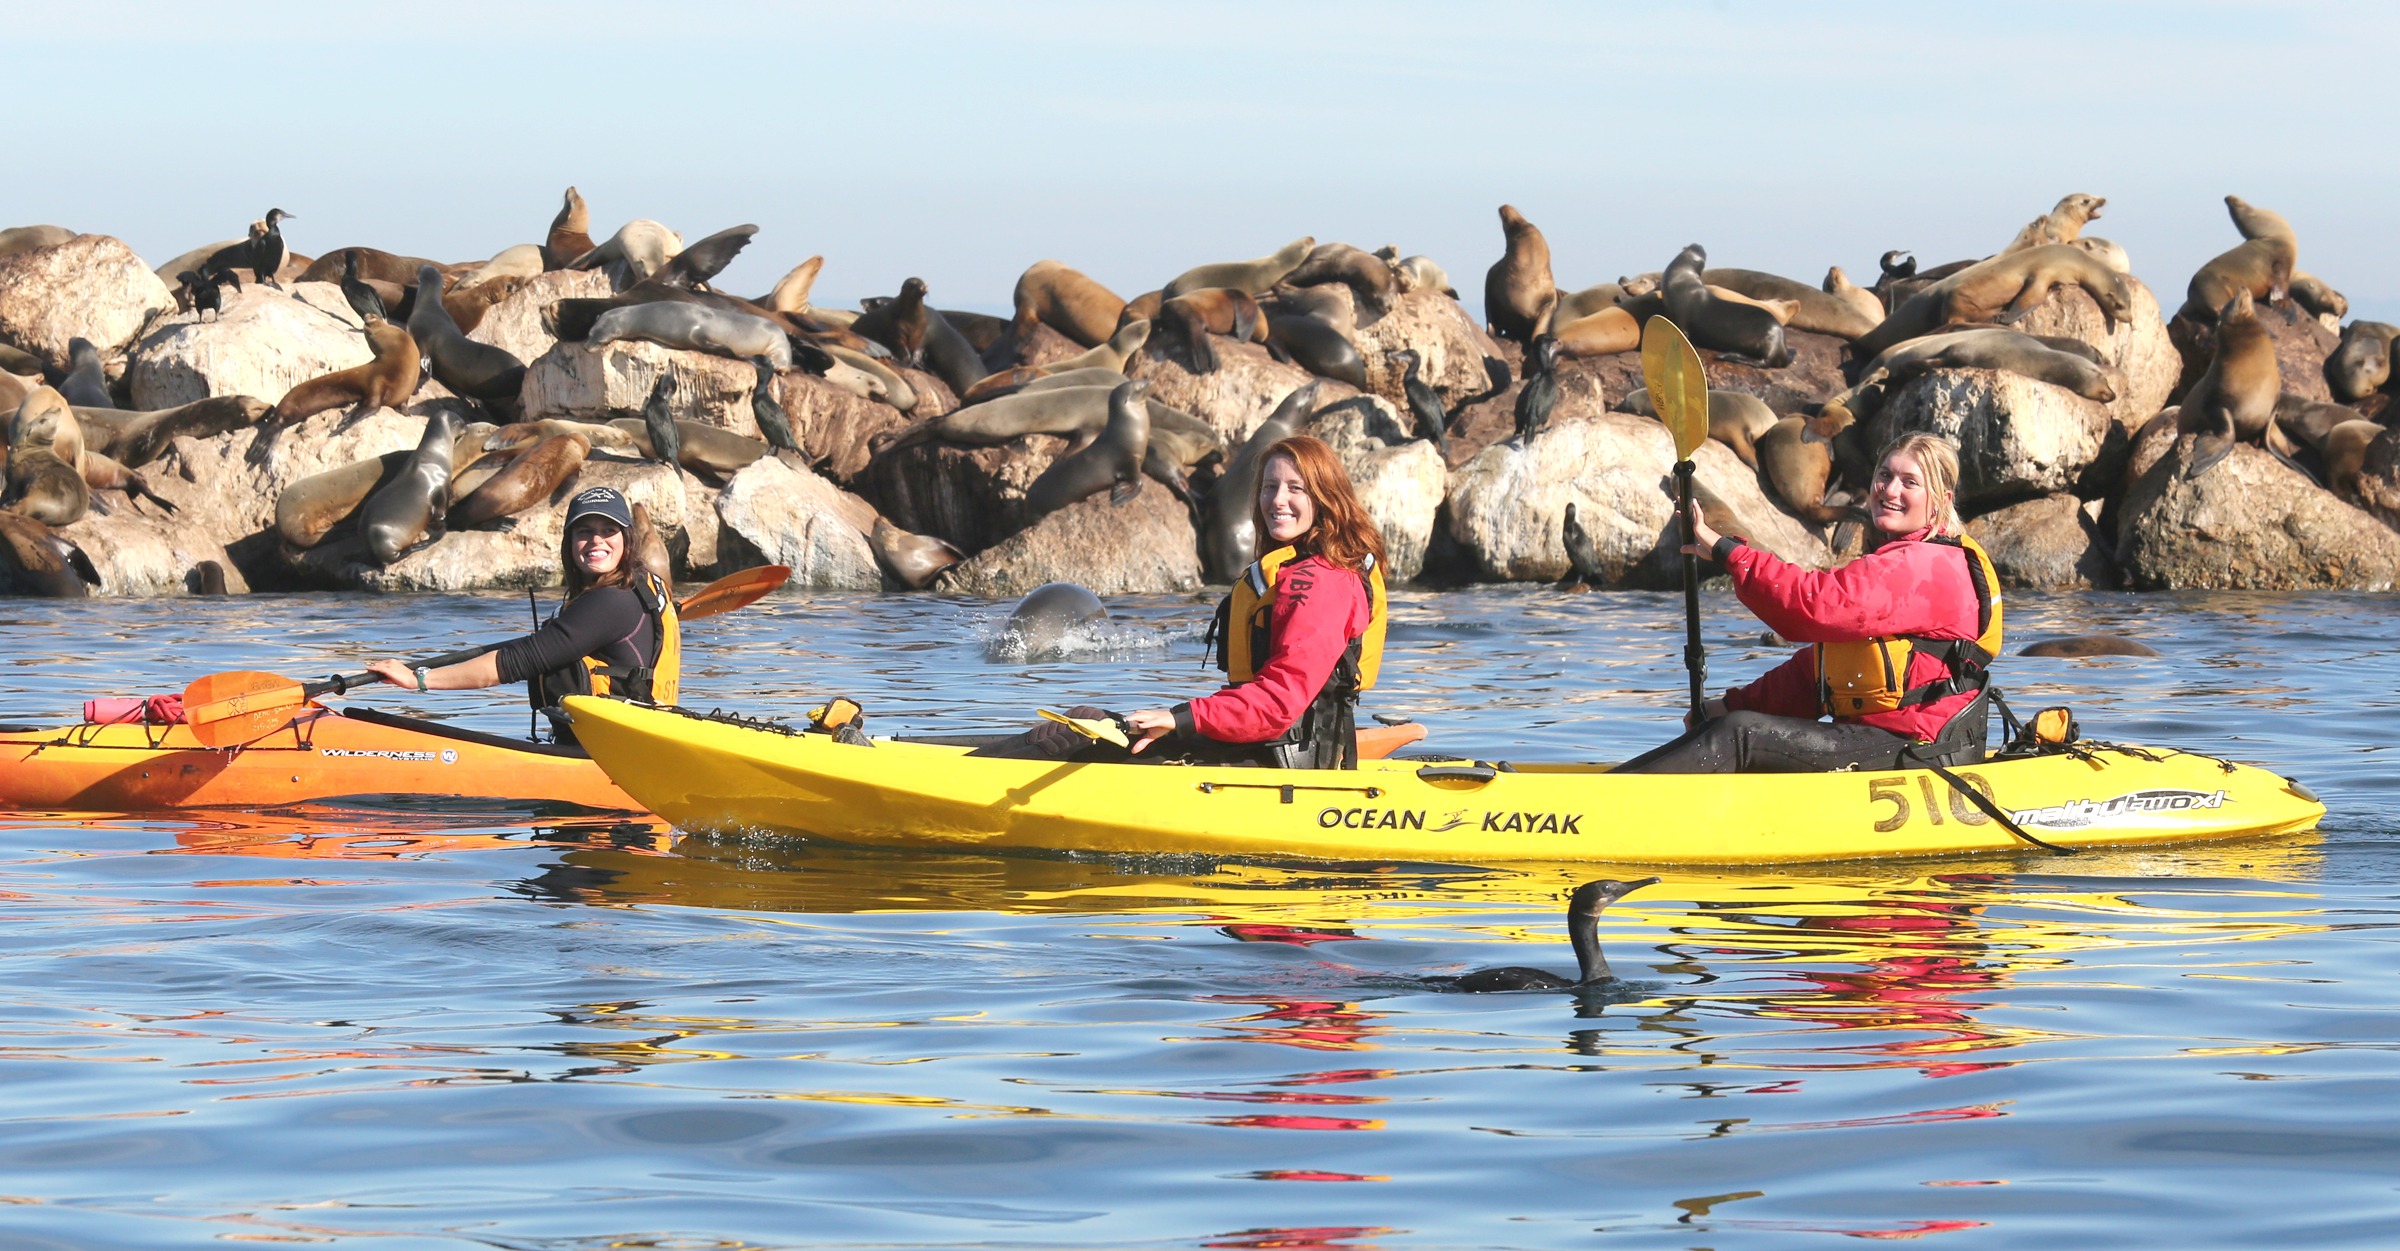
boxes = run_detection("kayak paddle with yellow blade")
[183,564,792,749]
[1641,316,1711,722]
[1037,708,1132,749]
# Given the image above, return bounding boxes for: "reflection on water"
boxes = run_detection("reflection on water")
[0,588,2395,1246]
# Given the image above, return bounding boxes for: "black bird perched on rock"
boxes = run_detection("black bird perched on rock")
[203,208,294,288]
[1452,877,1660,991]
[59,337,114,408]
[177,267,237,321]
[1513,334,1559,441]
[643,372,682,473]
[340,250,385,322]
[750,356,799,453]
[1388,347,1449,459]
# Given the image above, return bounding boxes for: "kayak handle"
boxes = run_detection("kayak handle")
[1416,764,1498,784]
[1197,780,1385,804]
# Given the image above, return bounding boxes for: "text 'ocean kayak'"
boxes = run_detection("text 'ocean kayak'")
[565,696,2325,865]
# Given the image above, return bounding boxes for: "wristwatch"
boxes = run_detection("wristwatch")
[414,666,429,693]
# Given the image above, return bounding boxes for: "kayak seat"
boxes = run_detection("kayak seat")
[338,707,592,759]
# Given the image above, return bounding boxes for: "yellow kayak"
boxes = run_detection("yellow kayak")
[563,696,2325,865]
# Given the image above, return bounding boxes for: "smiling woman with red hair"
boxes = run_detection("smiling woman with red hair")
[972,435,1389,768]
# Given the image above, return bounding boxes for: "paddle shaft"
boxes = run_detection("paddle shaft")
[1676,459,1706,721]
[311,645,495,700]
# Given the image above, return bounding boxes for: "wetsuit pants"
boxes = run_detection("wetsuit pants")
[965,704,1272,766]
[1614,711,1955,775]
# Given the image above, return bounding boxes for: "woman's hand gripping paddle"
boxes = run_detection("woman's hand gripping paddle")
[1641,317,1711,723]
[181,564,795,748]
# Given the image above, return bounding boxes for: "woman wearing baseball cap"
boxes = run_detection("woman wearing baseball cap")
[364,486,679,739]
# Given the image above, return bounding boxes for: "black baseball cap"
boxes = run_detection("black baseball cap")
[563,486,634,531]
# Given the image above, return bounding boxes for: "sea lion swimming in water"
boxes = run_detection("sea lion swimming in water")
[994,582,1108,660]
[1447,878,1661,992]
[1024,379,1150,518]
[2019,635,2160,658]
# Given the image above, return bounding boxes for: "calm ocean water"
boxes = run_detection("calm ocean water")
[1,587,2394,1249]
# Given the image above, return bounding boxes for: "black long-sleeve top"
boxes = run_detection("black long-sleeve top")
[492,586,658,685]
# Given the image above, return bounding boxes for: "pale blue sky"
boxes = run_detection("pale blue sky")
[14,1,2397,318]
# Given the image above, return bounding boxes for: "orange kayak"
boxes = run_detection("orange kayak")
[0,705,640,812]
[0,707,1427,815]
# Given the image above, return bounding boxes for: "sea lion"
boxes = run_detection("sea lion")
[2289,271,2348,324]
[59,338,113,409]
[0,225,73,257]
[1514,335,1559,440]
[589,301,794,368]
[1852,244,2135,362]
[1151,289,1262,374]
[869,518,964,590]
[1851,327,2119,408]
[1663,245,1790,367]
[2324,320,2399,401]
[2181,195,2297,323]
[628,502,673,583]
[1201,382,1316,581]
[1041,319,1151,376]
[2073,237,2132,274]
[1551,306,1642,358]
[2321,419,2385,498]
[1557,501,1605,590]
[277,450,411,549]
[2019,635,2160,658]
[1691,267,1882,341]
[2177,289,2290,477]
[1388,348,1449,457]
[407,264,527,404]
[749,357,800,453]
[1011,260,1126,348]
[5,447,88,525]
[77,450,177,514]
[851,277,932,366]
[458,244,544,291]
[608,417,771,479]
[542,187,594,270]
[1619,386,1779,467]
[1264,311,1367,388]
[1484,205,1555,345]
[190,560,229,595]
[996,582,1107,658]
[358,407,462,564]
[569,219,683,287]
[1024,380,1150,518]
[760,255,825,316]
[451,432,589,529]
[441,273,524,334]
[1554,282,1639,325]
[2003,193,2106,253]
[272,318,422,421]
[1163,237,1315,299]
[1754,406,1856,525]
[941,309,1010,354]
[820,344,918,412]
[1279,243,1397,322]
[0,513,99,597]
[11,385,80,465]
[964,364,1139,406]
[484,418,644,457]
[1377,248,1456,299]
[1137,403,1223,512]
[298,245,433,287]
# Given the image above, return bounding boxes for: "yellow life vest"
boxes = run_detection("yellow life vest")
[1814,533,2001,717]
[1214,545,1386,691]
[581,571,682,705]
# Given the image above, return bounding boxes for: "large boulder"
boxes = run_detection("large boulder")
[59,510,249,596]
[1443,412,1829,586]
[1353,290,1497,409]
[2116,438,2400,590]
[711,456,881,590]
[127,283,376,410]
[0,235,175,371]
[866,436,1066,552]
[773,370,913,488]
[1295,394,1446,582]
[1864,368,2113,508]
[469,269,613,365]
[937,478,1203,596]
[1966,493,2115,589]
[2008,278,2179,427]
[522,339,759,433]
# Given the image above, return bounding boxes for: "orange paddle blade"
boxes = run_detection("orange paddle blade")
[183,670,311,748]
[1355,720,1428,760]
[678,564,789,620]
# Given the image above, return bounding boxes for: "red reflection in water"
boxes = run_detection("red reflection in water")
[1246,1171,1387,1183]
[1199,997,1382,1052]
[1270,1068,1393,1087]
[1208,1114,1384,1131]
[1219,923,1363,946]
[1207,1226,1392,1248]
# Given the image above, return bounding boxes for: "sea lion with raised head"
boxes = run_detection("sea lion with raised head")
[2003,193,2106,253]
[1011,260,1126,349]
[2324,321,2399,402]
[12,385,81,466]
[1163,237,1314,300]
[628,502,673,583]
[1852,244,2136,362]
[1754,405,1856,525]
[1484,205,1555,345]
[450,432,589,529]
[608,417,771,480]
[2181,195,2298,323]
[441,273,524,334]
[541,187,594,270]
[2177,289,2289,477]
[59,338,113,409]
[852,277,932,367]
[358,406,463,564]
[273,317,422,422]
[870,518,964,590]
[1448,878,1660,992]
[589,301,793,368]
[1663,245,1791,367]
[1201,382,1317,581]
[72,395,264,467]
[407,265,526,404]
[1024,380,1150,517]
[0,513,99,597]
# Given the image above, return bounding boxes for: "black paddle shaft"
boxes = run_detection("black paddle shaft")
[1675,460,1707,721]
[307,645,494,699]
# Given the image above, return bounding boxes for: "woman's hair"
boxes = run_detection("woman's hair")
[1875,432,1964,535]
[1255,435,1388,572]
[560,512,652,597]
